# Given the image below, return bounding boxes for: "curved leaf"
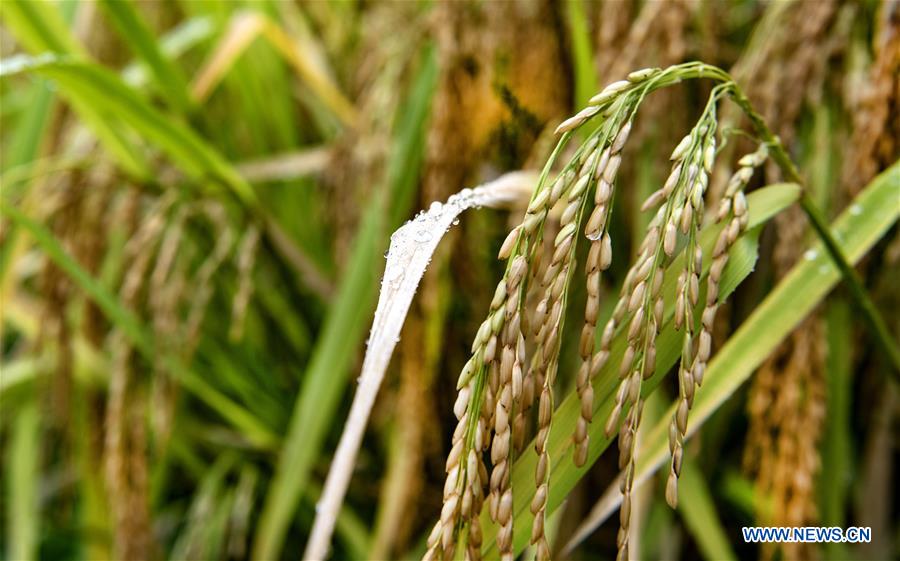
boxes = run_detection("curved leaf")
[1,55,254,204]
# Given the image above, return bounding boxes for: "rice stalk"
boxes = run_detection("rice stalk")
[427,64,700,560]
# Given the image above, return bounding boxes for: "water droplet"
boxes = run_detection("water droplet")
[429,201,443,213]
[586,231,602,241]
[849,204,862,216]
[803,249,817,261]
[415,229,432,243]
[452,218,460,226]
[384,265,403,282]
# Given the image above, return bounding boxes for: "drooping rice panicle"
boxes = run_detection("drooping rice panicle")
[666,143,765,506]
[425,106,585,561]
[488,256,527,561]
[572,119,630,468]
[422,63,829,561]
[530,87,648,558]
[604,85,732,560]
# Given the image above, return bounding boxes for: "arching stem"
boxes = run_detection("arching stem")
[728,87,900,376]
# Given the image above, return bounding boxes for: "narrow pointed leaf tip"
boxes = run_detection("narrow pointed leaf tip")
[304,171,535,561]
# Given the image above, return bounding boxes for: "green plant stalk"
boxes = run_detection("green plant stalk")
[565,0,597,109]
[677,456,737,561]
[821,300,853,561]
[6,403,40,561]
[728,88,900,375]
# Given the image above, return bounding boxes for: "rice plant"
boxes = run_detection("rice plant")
[1,2,898,561]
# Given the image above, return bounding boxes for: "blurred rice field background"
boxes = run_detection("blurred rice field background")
[0,1,897,560]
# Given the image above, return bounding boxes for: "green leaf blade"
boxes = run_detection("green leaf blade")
[98,0,193,114]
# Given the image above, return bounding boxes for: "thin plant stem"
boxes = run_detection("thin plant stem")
[796,191,900,376]
[728,88,900,376]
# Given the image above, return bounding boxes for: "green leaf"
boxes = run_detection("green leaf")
[121,17,214,86]
[251,44,439,561]
[678,457,737,561]
[4,82,54,174]
[565,0,597,109]
[820,299,854,561]
[1,55,254,205]
[5,403,40,561]
[98,0,192,114]
[0,0,85,56]
[481,181,801,556]
[0,47,328,296]
[0,1,150,177]
[0,80,55,293]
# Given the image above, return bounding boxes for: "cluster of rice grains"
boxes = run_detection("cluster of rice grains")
[424,65,766,561]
